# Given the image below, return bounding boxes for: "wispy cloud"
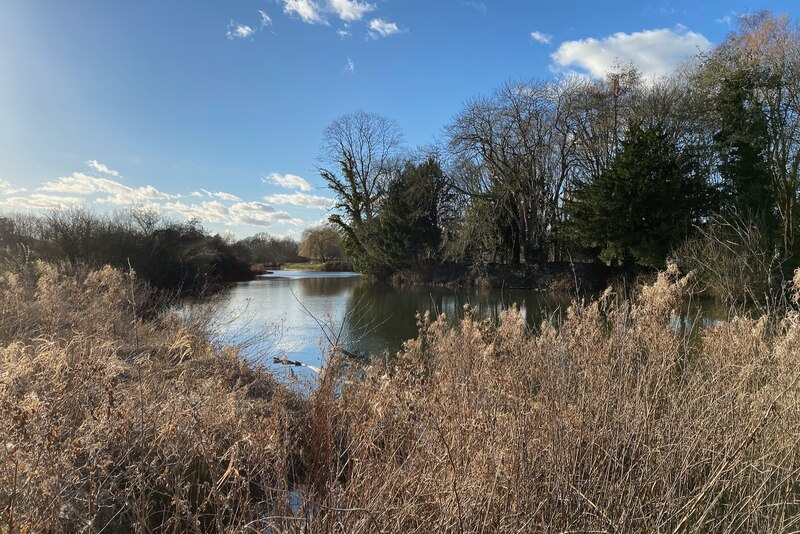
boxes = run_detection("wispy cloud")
[530,31,552,44]
[368,18,402,38]
[263,192,334,209]
[0,179,26,195]
[227,21,255,39]
[5,162,316,234]
[329,0,375,22]
[38,172,175,205]
[345,57,355,73]
[265,172,312,192]
[198,189,242,202]
[716,11,739,25]
[259,9,273,28]
[164,200,304,228]
[86,160,119,177]
[281,0,327,25]
[463,2,487,13]
[337,28,352,38]
[551,26,712,81]
[1,193,82,210]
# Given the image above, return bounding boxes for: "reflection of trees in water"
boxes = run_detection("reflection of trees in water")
[297,276,360,298]
[341,282,575,356]
[432,288,573,330]
[340,283,416,356]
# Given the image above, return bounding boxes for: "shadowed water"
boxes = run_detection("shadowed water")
[192,270,729,376]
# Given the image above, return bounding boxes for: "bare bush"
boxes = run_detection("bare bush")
[674,211,780,303]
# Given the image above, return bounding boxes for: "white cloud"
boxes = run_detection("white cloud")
[0,179,25,195]
[1,194,82,210]
[38,172,174,205]
[281,0,327,25]
[86,160,119,177]
[530,31,552,44]
[227,21,255,39]
[345,57,355,73]
[716,12,743,26]
[368,18,402,38]
[265,172,312,191]
[337,28,352,38]
[96,186,174,206]
[40,172,125,195]
[163,200,304,228]
[200,189,242,202]
[190,191,205,198]
[263,192,334,209]
[230,201,305,226]
[259,10,273,28]
[329,0,375,22]
[164,200,229,223]
[551,26,712,81]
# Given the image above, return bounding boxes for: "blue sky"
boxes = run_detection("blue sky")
[1,0,799,238]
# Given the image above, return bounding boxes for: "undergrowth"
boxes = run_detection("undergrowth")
[2,263,799,532]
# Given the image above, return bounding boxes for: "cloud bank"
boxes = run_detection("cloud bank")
[551,26,712,80]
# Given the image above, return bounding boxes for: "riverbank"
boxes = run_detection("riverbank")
[384,260,617,293]
[252,260,355,274]
[3,263,799,532]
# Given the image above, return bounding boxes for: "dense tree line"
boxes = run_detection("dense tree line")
[0,209,302,293]
[235,232,303,266]
[320,12,800,298]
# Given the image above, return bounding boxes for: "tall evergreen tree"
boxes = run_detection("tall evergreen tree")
[714,68,776,235]
[566,123,713,267]
[373,158,448,270]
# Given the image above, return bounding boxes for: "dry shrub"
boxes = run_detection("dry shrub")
[3,263,800,533]
[674,211,779,303]
[0,263,304,533]
[308,264,800,532]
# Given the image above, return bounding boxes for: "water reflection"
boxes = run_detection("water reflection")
[195,271,730,375]
[202,271,577,371]
[342,281,575,357]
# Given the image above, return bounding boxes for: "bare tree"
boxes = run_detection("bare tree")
[319,111,404,227]
[447,80,578,265]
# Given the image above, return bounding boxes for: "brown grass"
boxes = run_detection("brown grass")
[0,263,304,532]
[2,263,800,532]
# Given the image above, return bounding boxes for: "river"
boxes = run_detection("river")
[188,270,726,378]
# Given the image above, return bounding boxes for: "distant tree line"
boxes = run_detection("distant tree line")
[0,208,343,292]
[320,12,800,299]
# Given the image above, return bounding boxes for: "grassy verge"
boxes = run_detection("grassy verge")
[282,262,324,270]
[2,263,799,532]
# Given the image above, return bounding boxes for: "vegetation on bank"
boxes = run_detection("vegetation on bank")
[282,262,326,270]
[2,262,800,532]
[319,12,800,302]
[281,260,354,272]
[0,209,256,294]
[0,209,353,292]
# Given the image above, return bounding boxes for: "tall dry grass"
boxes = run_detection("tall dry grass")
[0,263,304,532]
[312,265,800,532]
[2,263,800,532]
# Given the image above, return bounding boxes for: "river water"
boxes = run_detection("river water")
[190,270,725,377]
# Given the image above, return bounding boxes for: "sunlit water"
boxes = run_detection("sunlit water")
[183,270,729,379]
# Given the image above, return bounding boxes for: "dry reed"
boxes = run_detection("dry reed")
[2,263,800,532]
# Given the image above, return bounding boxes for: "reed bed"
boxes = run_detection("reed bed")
[2,263,800,532]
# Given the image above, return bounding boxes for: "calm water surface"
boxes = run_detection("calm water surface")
[195,271,575,369]
[192,270,727,375]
